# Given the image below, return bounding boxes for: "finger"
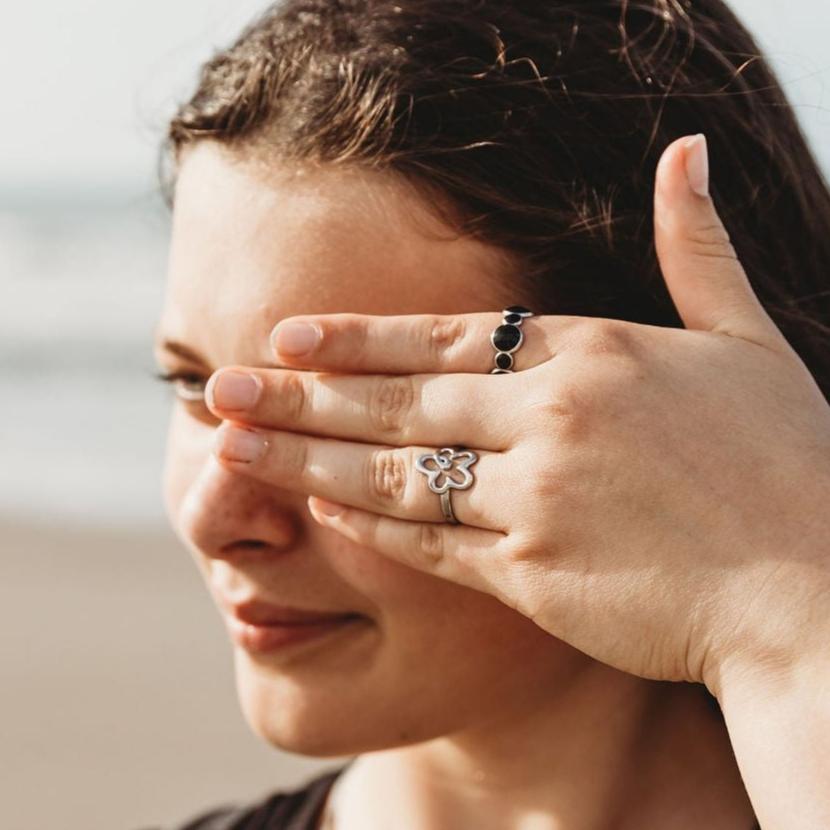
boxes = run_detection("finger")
[212,422,510,531]
[205,365,516,451]
[307,495,514,600]
[267,310,572,374]
[653,133,789,352]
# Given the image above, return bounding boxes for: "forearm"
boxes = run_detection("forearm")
[718,646,830,829]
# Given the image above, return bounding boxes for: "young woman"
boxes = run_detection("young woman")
[151,1,830,827]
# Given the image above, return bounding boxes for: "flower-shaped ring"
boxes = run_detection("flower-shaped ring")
[414,447,479,525]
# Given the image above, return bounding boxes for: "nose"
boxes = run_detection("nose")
[177,455,302,560]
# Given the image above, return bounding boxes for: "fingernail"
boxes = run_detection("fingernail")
[684,133,709,198]
[271,321,321,356]
[208,370,262,410]
[214,425,268,463]
[313,497,345,517]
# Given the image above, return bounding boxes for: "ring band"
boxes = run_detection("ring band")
[439,491,457,524]
[490,305,534,373]
[415,447,479,526]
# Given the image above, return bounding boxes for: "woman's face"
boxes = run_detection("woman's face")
[156,141,578,757]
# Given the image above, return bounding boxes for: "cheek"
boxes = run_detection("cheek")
[161,406,210,535]
[337,544,576,746]
[323,533,568,688]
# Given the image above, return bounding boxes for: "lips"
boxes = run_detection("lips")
[213,595,365,655]
[217,595,361,627]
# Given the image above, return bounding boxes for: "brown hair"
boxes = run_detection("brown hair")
[160,0,830,398]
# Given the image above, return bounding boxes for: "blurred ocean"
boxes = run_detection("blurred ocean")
[0,193,174,526]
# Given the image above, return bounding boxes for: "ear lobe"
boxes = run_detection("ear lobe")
[653,134,786,351]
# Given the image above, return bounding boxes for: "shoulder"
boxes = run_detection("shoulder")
[157,765,348,830]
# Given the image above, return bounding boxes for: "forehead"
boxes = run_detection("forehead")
[158,141,514,368]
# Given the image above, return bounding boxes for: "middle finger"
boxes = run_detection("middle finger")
[213,422,511,531]
[205,367,520,451]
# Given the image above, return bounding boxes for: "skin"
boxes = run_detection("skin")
[156,139,774,828]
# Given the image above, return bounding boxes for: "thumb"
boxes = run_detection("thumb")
[653,133,786,351]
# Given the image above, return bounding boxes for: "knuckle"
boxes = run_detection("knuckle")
[529,379,593,444]
[425,315,467,365]
[524,454,569,505]
[417,521,446,567]
[280,370,310,424]
[686,223,739,262]
[573,318,637,358]
[279,434,309,479]
[335,313,371,356]
[366,448,409,505]
[505,536,544,567]
[369,375,416,437]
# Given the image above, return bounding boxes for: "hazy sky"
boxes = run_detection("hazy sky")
[2,0,828,198]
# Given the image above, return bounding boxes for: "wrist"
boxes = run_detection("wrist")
[709,588,830,708]
[715,626,830,830]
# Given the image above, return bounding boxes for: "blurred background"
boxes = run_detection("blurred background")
[1,1,828,827]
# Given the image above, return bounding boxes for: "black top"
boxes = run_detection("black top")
[157,765,347,830]
[153,764,762,830]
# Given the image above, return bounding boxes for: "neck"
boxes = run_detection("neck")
[325,662,756,830]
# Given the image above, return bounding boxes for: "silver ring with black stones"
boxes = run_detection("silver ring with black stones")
[490,305,534,373]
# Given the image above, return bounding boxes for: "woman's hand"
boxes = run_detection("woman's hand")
[205,135,830,697]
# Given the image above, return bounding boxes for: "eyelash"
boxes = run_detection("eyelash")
[154,370,208,402]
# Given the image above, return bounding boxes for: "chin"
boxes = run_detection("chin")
[229,625,392,757]
[233,654,380,757]
[231,645,461,758]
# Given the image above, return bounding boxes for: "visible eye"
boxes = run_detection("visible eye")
[154,370,207,402]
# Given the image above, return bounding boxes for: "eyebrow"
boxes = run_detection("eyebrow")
[156,338,210,366]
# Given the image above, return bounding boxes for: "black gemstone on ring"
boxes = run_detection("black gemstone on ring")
[491,324,523,353]
[495,352,514,370]
[503,305,533,317]
[503,312,523,325]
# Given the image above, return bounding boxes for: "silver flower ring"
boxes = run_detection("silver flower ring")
[414,447,479,525]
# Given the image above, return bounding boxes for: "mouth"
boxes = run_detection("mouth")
[215,595,366,655]
[223,613,364,654]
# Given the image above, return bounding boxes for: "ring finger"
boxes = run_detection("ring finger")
[213,421,511,532]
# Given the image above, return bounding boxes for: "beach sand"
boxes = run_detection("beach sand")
[1,515,348,830]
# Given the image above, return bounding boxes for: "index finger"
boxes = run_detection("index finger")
[268,310,568,374]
